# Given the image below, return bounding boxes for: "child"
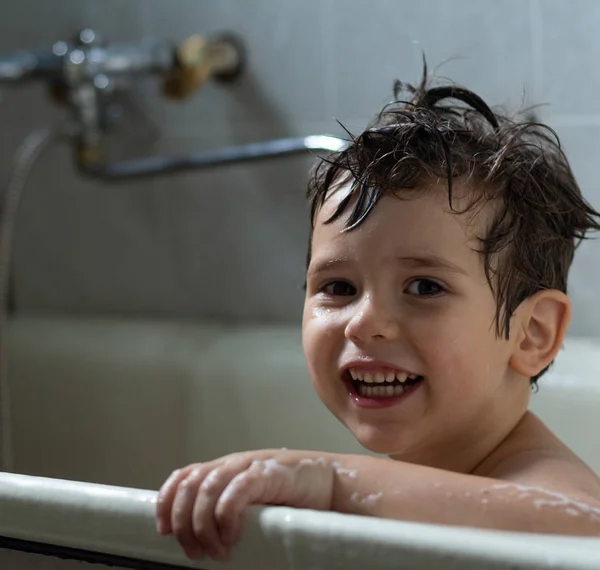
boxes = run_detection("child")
[155,70,600,561]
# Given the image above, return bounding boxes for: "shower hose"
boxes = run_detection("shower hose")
[0,127,59,472]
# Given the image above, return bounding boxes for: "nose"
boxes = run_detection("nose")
[344,293,401,344]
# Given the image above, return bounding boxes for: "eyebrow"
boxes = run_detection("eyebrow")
[396,255,468,276]
[307,257,351,276]
[307,254,468,276]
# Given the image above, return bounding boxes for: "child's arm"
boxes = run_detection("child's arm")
[330,453,600,533]
[155,449,600,561]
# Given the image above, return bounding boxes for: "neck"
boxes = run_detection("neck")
[390,391,531,474]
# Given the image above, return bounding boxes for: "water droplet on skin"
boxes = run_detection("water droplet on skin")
[312,307,333,318]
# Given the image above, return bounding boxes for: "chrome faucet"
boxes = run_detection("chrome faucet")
[0,29,347,181]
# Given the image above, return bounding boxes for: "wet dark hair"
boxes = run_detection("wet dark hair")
[307,65,600,386]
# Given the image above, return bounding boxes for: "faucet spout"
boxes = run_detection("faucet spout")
[81,135,348,181]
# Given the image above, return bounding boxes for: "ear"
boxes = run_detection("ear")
[509,290,571,378]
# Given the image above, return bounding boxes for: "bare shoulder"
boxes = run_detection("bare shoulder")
[478,411,600,500]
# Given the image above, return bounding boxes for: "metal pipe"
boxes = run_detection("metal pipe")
[0,40,174,85]
[82,135,348,181]
[0,33,243,88]
[0,48,60,83]
[81,40,175,78]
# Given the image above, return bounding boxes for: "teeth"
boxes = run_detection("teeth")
[357,383,407,397]
[348,367,422,389]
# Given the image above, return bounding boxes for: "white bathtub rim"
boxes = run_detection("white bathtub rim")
[1,473,600,570]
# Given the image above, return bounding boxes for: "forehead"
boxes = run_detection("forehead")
[310,180,491,266]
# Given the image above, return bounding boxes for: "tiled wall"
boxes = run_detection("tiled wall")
[1,0,599,333]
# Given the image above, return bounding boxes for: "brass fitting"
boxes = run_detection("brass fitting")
[163,34,244,100]
[76,144,104,168]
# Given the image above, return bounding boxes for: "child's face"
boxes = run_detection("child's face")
[302,180,531,472]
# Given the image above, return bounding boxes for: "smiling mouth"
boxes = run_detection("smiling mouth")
[346,369,425,398]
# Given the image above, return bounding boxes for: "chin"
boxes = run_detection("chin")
[350,424,411,456]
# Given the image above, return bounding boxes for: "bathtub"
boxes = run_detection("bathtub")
[1,314,600,569]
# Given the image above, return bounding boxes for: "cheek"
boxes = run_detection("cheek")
[302,308,328,370]
[413,323,469,372]
[302,306,343,372]
[410,304,500,373]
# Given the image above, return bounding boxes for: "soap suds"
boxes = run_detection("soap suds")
[362,492,383,506]
[349,491,383,506]
[332,461,358,479]
[491,483,600,522]
[299,457,327,467]
[253,458,295,476]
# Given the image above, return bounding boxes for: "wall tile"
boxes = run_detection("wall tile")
[0,0,86,50]
[13,131,316,322]
[550,124,600,337]
[329,0,535,124]
[148,135,313,322]
[6,0,600,334]
[12,137,176,316]
[82,0,154,41]
[539,0,600,115]
[146,0,330,136]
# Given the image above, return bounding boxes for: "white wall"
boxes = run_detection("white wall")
[1,0,599,333]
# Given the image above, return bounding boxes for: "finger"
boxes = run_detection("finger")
[156,466,196,535]
[192,458,252,560]
[215,462,271,546]
[171,468,206,560]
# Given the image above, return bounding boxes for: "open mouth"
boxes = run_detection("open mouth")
[346,368,425,399]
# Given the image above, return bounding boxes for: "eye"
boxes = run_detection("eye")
[406,278,445,297]
[321,280,356,297]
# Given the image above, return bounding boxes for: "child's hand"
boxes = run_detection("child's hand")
[155,450,335,560]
